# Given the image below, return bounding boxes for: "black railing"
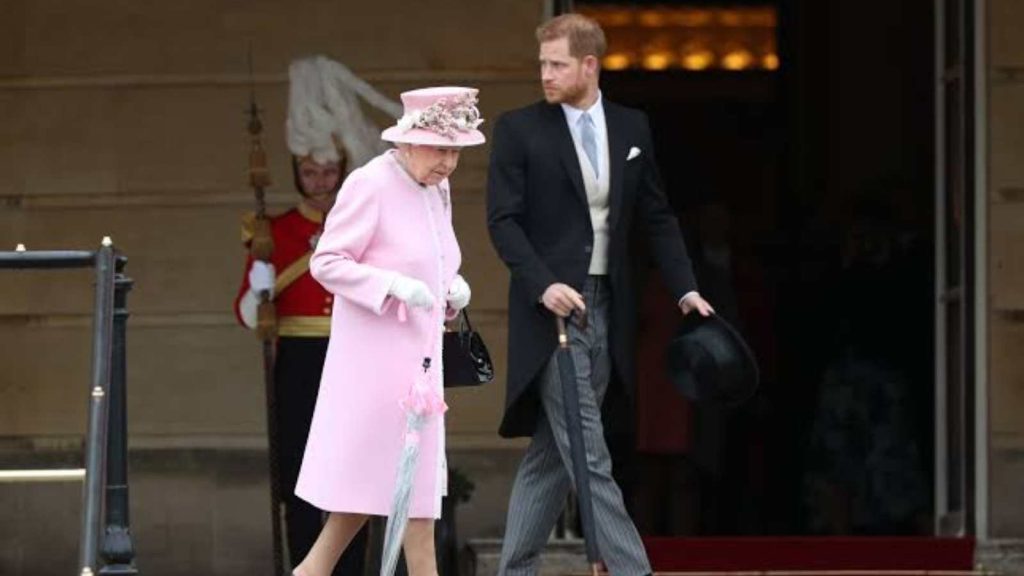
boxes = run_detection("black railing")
[100,270,136,575]
[0,239,138,576]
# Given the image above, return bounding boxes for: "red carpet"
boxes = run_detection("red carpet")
[642,537,976,573]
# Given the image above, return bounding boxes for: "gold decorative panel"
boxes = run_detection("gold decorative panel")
[579,5,778,72]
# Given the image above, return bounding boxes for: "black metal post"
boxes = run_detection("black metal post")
[0,244,134,573]
[0,250,95,269]
[80,241,117,574]
[100,260,138,575]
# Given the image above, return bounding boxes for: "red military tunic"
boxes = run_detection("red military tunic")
[234,202,334,337]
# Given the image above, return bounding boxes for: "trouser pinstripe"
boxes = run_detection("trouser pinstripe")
[498,276,651,576]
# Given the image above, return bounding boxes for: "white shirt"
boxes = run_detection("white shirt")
[561,93,609,182]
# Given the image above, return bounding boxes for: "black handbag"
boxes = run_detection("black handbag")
[443,309,494,388]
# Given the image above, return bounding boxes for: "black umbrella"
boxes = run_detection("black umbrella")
[554,313,601,576]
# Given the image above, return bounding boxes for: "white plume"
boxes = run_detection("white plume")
[286,55,402,169]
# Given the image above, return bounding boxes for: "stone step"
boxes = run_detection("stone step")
[465,537,593,576]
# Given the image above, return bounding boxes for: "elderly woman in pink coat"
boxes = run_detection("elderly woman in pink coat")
[292,87,485,576]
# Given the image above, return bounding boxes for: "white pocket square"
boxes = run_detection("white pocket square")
[627,146,642,161]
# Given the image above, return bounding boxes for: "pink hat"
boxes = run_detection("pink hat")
[381,86,486,147]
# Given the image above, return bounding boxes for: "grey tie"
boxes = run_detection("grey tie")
[579,112,599,179]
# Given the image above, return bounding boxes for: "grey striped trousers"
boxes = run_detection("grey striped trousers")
[498,276,651,576]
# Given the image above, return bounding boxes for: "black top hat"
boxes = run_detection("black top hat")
[666,313,759,407]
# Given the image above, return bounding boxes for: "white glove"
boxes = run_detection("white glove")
[238,261,275,329]
[388,275,436,310]
[446,275,471,311]
[248,261,276,297]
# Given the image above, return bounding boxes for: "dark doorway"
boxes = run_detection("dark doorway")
[588,0,937,536]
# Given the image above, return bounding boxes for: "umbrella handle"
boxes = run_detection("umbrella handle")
[554,310,587,346]
[555,316,569,348]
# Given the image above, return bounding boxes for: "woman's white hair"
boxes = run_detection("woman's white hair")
[286,55,403,169]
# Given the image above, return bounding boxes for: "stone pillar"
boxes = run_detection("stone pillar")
[980,0,1024,571]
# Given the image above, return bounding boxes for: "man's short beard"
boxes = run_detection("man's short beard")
[545,79,587,105]
[565,80,588,105]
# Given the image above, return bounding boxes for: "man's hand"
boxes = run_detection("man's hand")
[680,292,715,317]
[541,283,586,318]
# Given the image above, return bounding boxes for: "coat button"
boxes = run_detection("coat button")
[584,245,593,254]
[322,307,331,314]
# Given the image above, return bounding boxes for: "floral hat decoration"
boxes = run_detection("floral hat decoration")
[381,87,485,147]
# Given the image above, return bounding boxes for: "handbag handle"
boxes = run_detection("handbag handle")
[457,308,475,333]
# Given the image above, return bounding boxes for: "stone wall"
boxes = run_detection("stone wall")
[0,0,544,449]
[0,3,548,573]
[987,0,1024,541]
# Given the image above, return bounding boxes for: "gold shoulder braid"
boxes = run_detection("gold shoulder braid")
[240,211,257,244]
[274,252,313,295]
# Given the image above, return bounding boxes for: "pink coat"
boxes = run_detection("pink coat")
[295,149,461,519]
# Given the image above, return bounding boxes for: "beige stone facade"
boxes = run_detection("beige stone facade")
[0,0,544,448]
[987,0,1024,544]
[0,4,543,572]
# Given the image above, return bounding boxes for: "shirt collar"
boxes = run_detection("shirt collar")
[561,91,605,130]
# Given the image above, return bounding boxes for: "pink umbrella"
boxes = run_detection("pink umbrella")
[379,349,447,576]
